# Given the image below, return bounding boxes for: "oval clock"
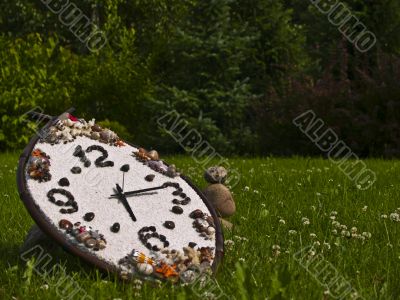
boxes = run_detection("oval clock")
[17,109,223,282]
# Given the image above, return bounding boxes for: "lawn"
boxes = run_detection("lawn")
[1,152,400,299]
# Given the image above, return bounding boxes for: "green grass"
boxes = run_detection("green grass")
[1,152,400,299]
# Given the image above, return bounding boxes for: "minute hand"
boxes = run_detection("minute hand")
[114,185,168,197]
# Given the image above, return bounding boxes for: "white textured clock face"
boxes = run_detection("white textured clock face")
[24,129,217,278]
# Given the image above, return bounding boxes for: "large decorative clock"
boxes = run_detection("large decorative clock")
[17,109,223,282]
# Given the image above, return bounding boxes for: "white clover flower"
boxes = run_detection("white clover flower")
[244,186,250,191]
[330,215,336,220]
[362,206,368,212]
[390,213,400,222]
[341,230,351,238]
[302,217,310,225]
[310,233,317,239]
[362,232,372,239]
[239,257,245,262]
[331,220,340,227]
[308,249,316,257]
[313,241,321,247]
[288,230,297,236]
[323,242,331,250]
[340,224,348,230]
[272,244,281,250]
[316,192,321,196]
[224,239,235,249]
[381,214,388,219]
[332,229,338,235]
[330,211,338,216]
[351,227,358,233]
[202,292,217,299]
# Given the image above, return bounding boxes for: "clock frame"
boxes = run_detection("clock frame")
[16,109,224,280]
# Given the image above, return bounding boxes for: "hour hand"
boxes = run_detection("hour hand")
[114,184,137,222]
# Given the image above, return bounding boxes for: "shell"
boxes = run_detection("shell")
[91,131,100,140]
[206,226,216,235]
[96,239,107,249]
[195,218,208,229]
[100,129,117,143]
[180,269,197,283]
[136,263,154,275]
[64,118,74,127]
[76,231,91,243]
[147,150,159,160]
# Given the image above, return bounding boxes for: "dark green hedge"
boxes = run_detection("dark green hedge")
[1,0,399,156]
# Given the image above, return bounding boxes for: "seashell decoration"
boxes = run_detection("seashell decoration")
[38,113,124,147]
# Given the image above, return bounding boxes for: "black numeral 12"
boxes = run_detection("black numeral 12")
[73,145,114,168]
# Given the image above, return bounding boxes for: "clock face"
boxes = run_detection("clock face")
[17,112,223,282]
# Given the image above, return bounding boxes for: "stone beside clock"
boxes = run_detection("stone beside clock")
[17,111,223,282]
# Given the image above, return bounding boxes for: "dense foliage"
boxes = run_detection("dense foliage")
[0,0,399,156]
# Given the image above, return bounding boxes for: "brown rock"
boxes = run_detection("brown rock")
[203,184,235,217]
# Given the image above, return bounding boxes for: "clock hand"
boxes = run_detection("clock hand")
[114,184,137,222]
[110,184,169,198]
